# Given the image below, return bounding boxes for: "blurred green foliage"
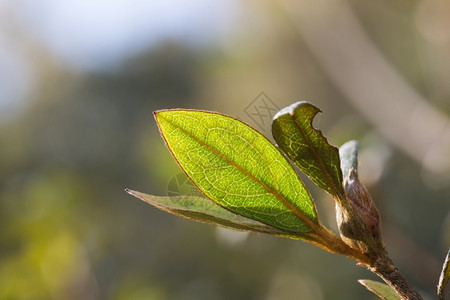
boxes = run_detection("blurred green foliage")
[1,1,449,299]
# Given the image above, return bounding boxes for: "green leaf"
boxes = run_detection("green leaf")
[438,250,450,300]
[126,189,290,236]
[358,280,401,300]
[154,109,318,234]
[339,140,359,180]
[272,102,345,199]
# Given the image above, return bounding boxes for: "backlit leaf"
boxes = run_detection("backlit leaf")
[154,109,318,234]
[272,102,345,199]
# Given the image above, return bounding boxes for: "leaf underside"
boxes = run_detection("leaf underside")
[154,109,318,234]
[272,101,345,199]
[358,279,401,300]
[126,189,291,236]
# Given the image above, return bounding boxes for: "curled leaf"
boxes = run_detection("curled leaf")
[272,101,345,200]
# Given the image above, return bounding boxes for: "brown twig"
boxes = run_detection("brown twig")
[370,251,423,300]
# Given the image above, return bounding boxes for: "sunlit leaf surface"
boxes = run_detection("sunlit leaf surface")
[154,109,318,233]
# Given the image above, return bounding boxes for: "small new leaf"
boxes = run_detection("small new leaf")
[272,102,345,200]
[154,109,318,234]
[339,140,359,180]
[359,279,401,300]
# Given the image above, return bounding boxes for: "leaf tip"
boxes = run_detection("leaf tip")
[125,188,137,196]
[153,109,164,119]
[357,279,366,286]
[273,101,320,120]
[153,109,174,118]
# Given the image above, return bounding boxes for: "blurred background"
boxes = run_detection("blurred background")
[0,0,449,299]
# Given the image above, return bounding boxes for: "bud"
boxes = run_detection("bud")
[345,169,381,238]
[336,168,382,253]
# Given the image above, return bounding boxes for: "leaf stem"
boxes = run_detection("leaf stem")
[306,219,423,300]
[304,222,370,264]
